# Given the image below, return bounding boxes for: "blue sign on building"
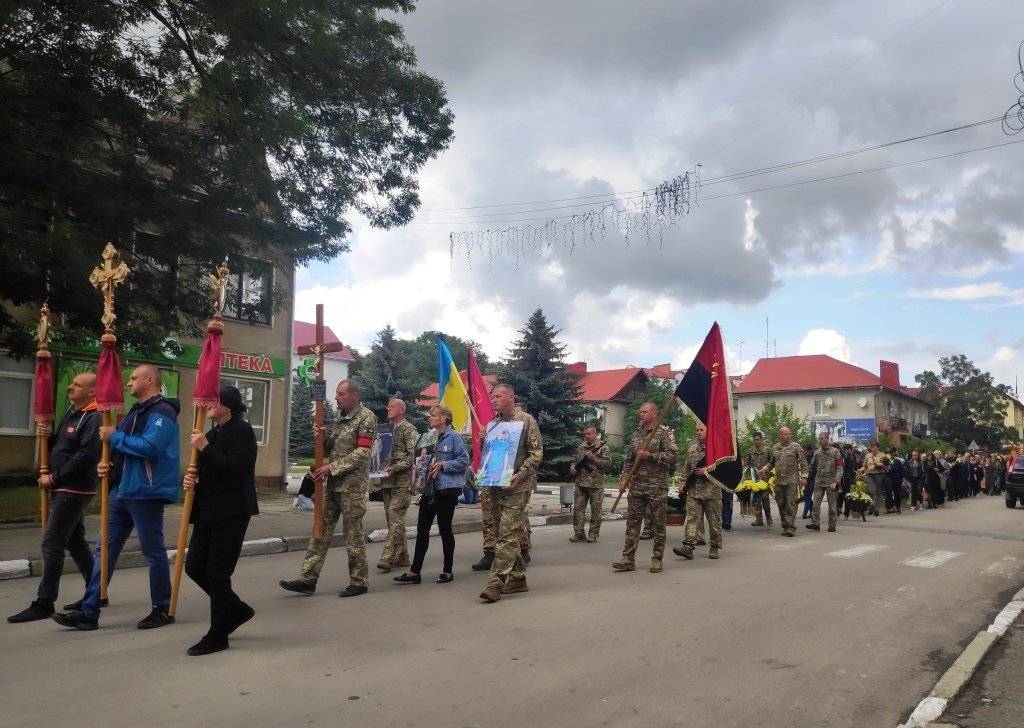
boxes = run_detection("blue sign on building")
[813,418,877,443]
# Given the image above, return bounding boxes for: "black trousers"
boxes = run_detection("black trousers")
[185,515,250,639]
[37,492,94,605]
[411,488,460,575]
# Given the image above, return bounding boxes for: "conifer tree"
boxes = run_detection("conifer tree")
[499,308,585,481]
[355,325,427,428]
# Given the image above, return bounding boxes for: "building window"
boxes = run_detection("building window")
[0,354,34,434]
[813,400,825,415]
[224,257,273,325]
[221,376,270,445]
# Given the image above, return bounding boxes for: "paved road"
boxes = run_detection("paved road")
[2,496,1023,728]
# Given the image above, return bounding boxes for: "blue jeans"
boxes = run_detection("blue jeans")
[81,491,169,619]
[802,478,815,516]
[721,488,733,527]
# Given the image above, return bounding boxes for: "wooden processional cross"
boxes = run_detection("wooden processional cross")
[295,304,348,539]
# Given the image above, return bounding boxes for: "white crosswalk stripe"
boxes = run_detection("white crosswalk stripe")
[899,549,963,568]
[826,544,889,559]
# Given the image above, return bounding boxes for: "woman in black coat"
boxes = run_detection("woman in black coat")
[182,385,259,656]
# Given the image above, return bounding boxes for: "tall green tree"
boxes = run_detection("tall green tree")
[499,308,585,481]
[738,402,812,454]
[288,379,337,462]
[915,354,1016,449]
[355,325,427,427]
[624,379,697,457]
[398,330,494,385]
[0,1,453,355]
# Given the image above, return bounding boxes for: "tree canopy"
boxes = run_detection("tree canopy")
[0,1,453,355]
[915,354,1017,450]
[738,402,813,454]
[624,378,697,457]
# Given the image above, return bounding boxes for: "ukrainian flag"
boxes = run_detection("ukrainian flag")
[438,338,470,432]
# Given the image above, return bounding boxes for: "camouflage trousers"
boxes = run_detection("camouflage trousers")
[684,491,723,548]
[811,484,838,528]
[640,499,656,537]
[300,489,368,587]
[481,486,531,553]
[486,488,531,590]
[380,487,411,566]
[752,493,773,525]
[622,488,666,562]
[572,486,603,539]
[774,481,801,535]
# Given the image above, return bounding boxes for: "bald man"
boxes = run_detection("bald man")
[54,365,181,631]
[9,373,101,623]
[376,398,419,572]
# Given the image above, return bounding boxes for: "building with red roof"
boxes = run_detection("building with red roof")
[291,320,355,393]
[733,355,932,444]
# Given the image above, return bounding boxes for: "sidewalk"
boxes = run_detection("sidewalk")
[0,485,623,579]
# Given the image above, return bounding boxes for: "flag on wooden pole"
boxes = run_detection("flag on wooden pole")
[438,338,470,432]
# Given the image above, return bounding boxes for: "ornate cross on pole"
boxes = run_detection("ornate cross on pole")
[89,243,130,334]
[296,304,348,539]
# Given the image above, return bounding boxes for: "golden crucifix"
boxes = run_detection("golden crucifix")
[206,258,230,318]
[89,244,130,332]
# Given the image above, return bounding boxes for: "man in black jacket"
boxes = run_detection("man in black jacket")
[182,385,259,656]
[8,373,101,623]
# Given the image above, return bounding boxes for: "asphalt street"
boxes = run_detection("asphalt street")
[2,495,1023,728]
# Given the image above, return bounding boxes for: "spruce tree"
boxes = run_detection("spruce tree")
[355,325,427,428]
[499,308,585,481]
[288,379,337,462]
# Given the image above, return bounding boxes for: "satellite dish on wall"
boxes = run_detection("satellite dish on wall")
[857,397,868,408]
[746,412,756,422]
[824,397,834,408]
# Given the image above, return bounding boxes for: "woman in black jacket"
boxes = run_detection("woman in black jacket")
[182,385,259,656]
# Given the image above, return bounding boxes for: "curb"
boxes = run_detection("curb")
[0,512,617,582]
[900,586,1024,727]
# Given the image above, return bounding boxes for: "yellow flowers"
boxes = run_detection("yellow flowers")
[736,467,775,494]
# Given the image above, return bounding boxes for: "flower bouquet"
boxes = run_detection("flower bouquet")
[845,479,874,521]
[736,467,774,517]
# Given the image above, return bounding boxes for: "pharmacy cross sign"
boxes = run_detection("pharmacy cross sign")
[295,304,347,539]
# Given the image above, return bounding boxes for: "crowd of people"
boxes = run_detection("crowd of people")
[6,367,1021,658]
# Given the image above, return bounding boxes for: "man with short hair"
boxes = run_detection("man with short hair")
[54,365,181,631]
[9,373,100,623]
[744,431,773,528]
[674,422,723,560]
[613,401,677,574]
[376,398,418,572]
[769,426,807,537]
[479,384,543,603]
[569,425,611,543]
[806,431,843,532]
[281,379,376,598]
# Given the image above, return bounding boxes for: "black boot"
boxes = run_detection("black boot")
[52,610,98,631]
[338,584,368,598]
[7,600,54,623]
[471,551,494,571]
[187,634,229,657]
[279,578,317,595]
[226,603,255,635]
[137,606,175,630]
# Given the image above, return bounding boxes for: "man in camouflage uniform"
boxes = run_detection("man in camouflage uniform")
[769,426,807,537]
[612,401,677,574]
[479,384,543,603]
[672,422,723,560]
[569,425,612,543]
[807,430,843,532]
[473,481,532,572]
[280,379,376,598]
[745,431,773,528]
[375,399,418,572]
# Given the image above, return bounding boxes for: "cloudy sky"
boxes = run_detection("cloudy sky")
[295,0,1024,391]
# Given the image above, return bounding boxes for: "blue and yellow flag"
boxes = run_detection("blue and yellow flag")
[438,338,470,431]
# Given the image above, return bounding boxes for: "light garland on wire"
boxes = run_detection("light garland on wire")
[1003,40,1024,136]
[448,167,701,268]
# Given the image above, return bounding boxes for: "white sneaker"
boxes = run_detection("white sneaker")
[293,495,315,511]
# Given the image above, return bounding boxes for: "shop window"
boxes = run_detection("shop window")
[0,354,34,434]
[224,257,273,325]
[221,376,270,445]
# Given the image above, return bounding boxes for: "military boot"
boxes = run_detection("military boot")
[708,546,720,560]
[673,543,694,560]
[471,551,494,571]
[501,577,529,594]
[649,558,663,573]
[479,584,502,603]
[279,578,316,595]
[611,559,636,571]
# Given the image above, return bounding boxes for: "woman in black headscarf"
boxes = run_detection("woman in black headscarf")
[182,385,259,656]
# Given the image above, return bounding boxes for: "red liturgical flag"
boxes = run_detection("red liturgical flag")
[468,349,494,471]
[193,326,223,408]
[33,356,53,423]
[95,341,125,413]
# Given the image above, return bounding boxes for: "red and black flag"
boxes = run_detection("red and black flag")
[674,322,742,491]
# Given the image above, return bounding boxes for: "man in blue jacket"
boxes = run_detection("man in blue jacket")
[54,365,181,631]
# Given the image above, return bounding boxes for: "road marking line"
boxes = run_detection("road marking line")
[980,556,1018,577]
[826,544,888,559]
[900,549,963,568]
[769,541,814,551]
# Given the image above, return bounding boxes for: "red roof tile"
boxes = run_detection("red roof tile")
[292,321,354,362]
[578,368,647,402]
[734,355,914,396]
